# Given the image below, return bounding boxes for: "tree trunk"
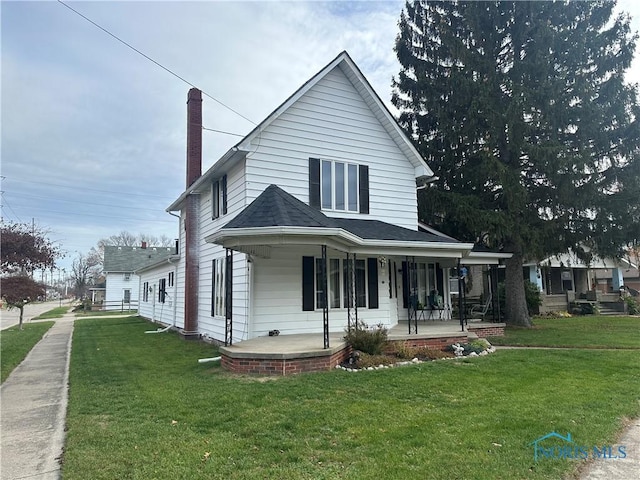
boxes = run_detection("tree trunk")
[18,306,24,330]
[504,251,533,327]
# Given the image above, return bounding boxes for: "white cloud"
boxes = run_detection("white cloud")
[2,0,638,273]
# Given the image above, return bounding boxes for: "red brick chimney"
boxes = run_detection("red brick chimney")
[183,88,202,338]
[186,88,202,187]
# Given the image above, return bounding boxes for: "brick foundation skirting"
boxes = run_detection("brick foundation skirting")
[221,346,351,375]
[467,325,505,338]
[385,336,468,352]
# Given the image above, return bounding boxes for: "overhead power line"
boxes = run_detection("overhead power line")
[7,178,175,199]
[202,126,245,138]
[56,0,257,126]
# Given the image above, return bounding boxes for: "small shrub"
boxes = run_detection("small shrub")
[624,296,639,314]
[344,321,388,355]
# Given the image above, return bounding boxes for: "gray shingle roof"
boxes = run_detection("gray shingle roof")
[222,185,459,244]
[103,246,175,273]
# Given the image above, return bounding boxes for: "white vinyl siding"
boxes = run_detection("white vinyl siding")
[251,247,390,337]
[137,264,179,327]
[105,272,140,310]
[244,67,418,229]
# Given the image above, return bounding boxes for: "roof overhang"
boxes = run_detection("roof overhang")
[134,255,181,274]
[206,226,474,259]
[464,251,513,265]
[166,148,247,212]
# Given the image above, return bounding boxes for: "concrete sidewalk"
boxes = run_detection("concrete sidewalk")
[578,418,640,479]
[1,314,74,480]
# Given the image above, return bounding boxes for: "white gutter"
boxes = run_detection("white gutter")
[205,226,474,257]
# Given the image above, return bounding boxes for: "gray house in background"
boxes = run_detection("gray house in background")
[102,244,174,310]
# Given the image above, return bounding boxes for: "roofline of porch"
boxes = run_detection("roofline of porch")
[205,226,475,258]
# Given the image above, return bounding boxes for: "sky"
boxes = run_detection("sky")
[2,0,640,277]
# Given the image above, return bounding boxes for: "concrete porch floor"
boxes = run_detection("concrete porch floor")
[219,319,501,357]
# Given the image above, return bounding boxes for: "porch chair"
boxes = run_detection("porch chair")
[427,290,446,321]
[469,294,492,321]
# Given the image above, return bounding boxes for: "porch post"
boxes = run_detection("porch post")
[224,249,233,346]
[490,265,500,322]
[321,245,329,349]
[458,259,464,331]
[406,256,418,334]
[346,252,352,332]
[353,253,359,327]
[612,268,624,291]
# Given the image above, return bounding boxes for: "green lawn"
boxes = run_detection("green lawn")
[1,322,55,382]
[33,306,70,319]
[489,315,640,349]
[62,317,640,479]
[74,309,138,317]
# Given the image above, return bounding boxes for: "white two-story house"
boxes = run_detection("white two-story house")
[138,51,479,348]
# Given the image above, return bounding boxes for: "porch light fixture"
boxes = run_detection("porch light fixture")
[378,256,387,268]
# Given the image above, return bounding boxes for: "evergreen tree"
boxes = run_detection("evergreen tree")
[393,0,640,326]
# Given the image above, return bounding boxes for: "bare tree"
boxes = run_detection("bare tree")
[71,252,101,299]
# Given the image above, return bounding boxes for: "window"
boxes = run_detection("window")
[168,272,174,287]
[142,282,149,302]
[211,258,226,317]
[211,174,228,219]
[303,256,378,311]
[158,278,166,303]
[309,158,369,213]
[123,289,131,304]
[321,160,359,212]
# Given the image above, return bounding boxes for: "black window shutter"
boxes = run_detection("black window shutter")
[309,158,321,209]
[359,165,369,214]
[211,259,216,316]
[212,181,220,219]
[367,257,379,309]
[401,261,408,308]
[302,256,315,311]
[436,263,444,295]
[221,175,228,215]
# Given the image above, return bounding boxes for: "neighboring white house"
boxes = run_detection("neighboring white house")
[138,51,480,346]
[102,245,175,310]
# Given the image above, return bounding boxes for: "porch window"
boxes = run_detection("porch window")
[402,261,439,308]
[304,256,376,311]
[343,258,367,308]
[211,258,226,316]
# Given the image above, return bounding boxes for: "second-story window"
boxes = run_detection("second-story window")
[211,174,228,219]
[309,158,368,214]
[321,160,359,212]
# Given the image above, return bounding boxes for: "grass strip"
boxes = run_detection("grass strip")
[63,317,640,479]
[33,306,70,319]
[1,321,55,382]
[74,309,138,317]
[489,315,640,348]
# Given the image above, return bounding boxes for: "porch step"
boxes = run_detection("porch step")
[598,303,622,315]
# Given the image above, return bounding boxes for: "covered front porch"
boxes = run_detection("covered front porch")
[219,319,505,375]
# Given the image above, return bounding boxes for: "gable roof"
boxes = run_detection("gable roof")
[213,185,466,250]
[103,246,175,273]
[167,51,434,212]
